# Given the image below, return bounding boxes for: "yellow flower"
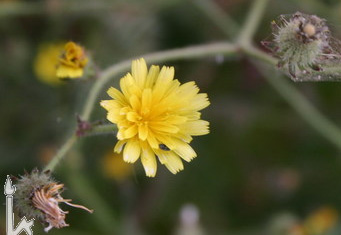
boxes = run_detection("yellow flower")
[101,58,210,177]
[56,41,88,79]
[101,151,133,182]
[34,42,65,86]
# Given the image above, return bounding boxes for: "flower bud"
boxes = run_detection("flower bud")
[262,12,341,81]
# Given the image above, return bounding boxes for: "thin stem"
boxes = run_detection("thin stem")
[44,135,77,172]
[189,0,239,39]
[81,42,238,121]
[237,0,269,46]
[84,124,117,137]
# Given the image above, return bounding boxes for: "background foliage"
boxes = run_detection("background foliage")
[1,0,341,234]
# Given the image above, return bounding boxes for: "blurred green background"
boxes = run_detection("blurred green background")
[2,0,341,234]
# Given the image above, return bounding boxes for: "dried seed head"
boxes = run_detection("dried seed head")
[262,12,341,81]
[14,169,93,233]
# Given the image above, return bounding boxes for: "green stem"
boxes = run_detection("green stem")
[85,124,117,136]
[237,0,269,46]
[190,0,239,39]
[44,135,77,172]
[81,42,238,121]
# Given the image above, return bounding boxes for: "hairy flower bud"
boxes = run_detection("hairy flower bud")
[14,169,93,232]
[262,12,341,81]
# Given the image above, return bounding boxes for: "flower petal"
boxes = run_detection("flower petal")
[141,89,152,115]
[124,125,138,139]
[180,120,210,136]
[152,66,175,102]
[141,144,157,177]
[123,140,141,163]
[138,124,149,141]
[114,140,127,153]
[132,58,147,88]
[172,139,197,162]
[100,100,121,111]
[145,65,160,88]
[156,150,184,174]
[107,87,127,105]
[129,95,141,111]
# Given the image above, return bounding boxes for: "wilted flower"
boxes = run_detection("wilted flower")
[262,12,341,81]
[56,41,88,79]
[34,42,65,86]
[14,169,93,232]
[101,58,210,177]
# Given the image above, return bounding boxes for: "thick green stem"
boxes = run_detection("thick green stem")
[237,0,269,45]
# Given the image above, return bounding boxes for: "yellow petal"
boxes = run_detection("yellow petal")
[56,65,83,78]
[126,112,140,122]
[147,131,159,149]
[172,139,197,162]
[123,140,141,163]
[150,122,179,134]
[152,66,175,102]
[145,65,160,88]
[190,93,210,111]
[107,110,120,124]
[141,144,157,177]
[180,120,210,136]
[100,100,121,111]
[138,124,148,141]
[107,87,127,105]
[166,115,187,125]
[129,95,141,111]
[124,125,138,139]
[120,74,134,98]
[114,140,127,153]
[156,150,184,174]
[132,58,147,88]
[141,89,152,115]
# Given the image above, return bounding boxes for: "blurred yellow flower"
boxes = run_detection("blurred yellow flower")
[34,42,65,86]
[101,151,133,182]
[303,206,338,235]
[101,58,210,177]
[56,41,88,79]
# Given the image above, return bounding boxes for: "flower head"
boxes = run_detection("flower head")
[14,169,93,232]
[34,42,65,86]
[56,41,88,79]
[101,58,210,177]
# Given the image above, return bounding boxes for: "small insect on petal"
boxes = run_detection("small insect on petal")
[159,144,170,151]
